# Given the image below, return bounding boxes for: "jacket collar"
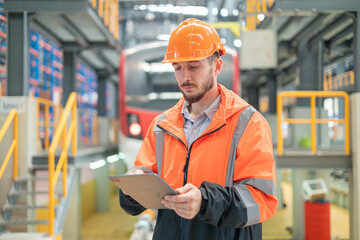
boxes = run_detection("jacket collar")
[157,84,250,144]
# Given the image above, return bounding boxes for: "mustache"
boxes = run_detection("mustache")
[181,82,196,87]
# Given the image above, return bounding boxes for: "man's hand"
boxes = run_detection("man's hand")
[127,169,145,175]
[161,183,202,219]
[122,169,145,195]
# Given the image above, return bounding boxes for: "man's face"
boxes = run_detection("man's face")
[172,58,216,103]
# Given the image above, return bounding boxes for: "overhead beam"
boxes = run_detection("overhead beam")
[278,55,297,71]
[57,14,89,48]
[277,16,301,36]
[30,20,62,46]
[96,50,116,72]
[277,154,352,168]
[324,44,353,64]
[62,42,119,50]
[275,0,360,12]
[309,14,353,47]
[291,14,336,44]
[5,0,118,50]
[62,42,84,51]
[5,0,89,12]
[327,25,354,48]
[241,69,268,88]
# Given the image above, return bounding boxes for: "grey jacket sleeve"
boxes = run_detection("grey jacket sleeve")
[198,181,249,228]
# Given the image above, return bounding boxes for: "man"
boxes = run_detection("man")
[120,18,277,239]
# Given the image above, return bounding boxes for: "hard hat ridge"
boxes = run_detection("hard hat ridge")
[162,18,225,63]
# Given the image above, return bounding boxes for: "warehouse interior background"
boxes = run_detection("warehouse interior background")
[0,0,360,239]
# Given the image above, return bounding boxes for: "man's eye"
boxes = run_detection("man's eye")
[190,66,198,69]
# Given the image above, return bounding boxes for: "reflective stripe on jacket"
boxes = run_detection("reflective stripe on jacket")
[120,84,278,239]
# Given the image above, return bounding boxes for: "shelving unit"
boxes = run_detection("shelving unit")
[30,30,64,147]
[0,0,121,238]
[0,0,6,96]
[76,60,98,146]
[5,0,120,147]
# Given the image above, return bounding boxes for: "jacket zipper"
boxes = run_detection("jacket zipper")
[158,123,226,240]
[181,124,226,240]
[182,123,226,185]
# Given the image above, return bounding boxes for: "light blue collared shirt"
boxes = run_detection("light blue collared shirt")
[181,95,221,149]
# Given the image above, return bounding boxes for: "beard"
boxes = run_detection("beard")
[179,69,214,103]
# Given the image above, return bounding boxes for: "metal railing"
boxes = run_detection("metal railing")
[48,92,77,236]
[246,0,275,30]
[277,91,350,155]
[91,0,119,39]
[0,109,18,180]
[35,97,63,150]
[323,70,354,91]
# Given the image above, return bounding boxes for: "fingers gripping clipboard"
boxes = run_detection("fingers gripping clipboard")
[108,173,177,209]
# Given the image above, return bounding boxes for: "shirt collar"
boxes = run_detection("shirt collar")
[181,95,221,121]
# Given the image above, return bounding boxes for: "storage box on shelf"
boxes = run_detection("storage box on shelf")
[76,60,98,147]
[29,30,64,149]
[0,0,6,97]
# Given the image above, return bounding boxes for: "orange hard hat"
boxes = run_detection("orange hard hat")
[162,18,226,63]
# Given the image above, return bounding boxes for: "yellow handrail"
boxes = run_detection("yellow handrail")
[323,70,354,91]
[48,92,77,236]
[35,97,63,151]
[277,91,350,155]
[0,109,18,180]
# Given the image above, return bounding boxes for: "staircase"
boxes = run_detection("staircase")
[0,93,78,239]
[0,166,77,239]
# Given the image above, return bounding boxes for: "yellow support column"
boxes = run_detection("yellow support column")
[246,0,256,30]
[91,0,97,9]
[104,0,110,26]
[13,111,18,179]
[98,0,104,18]
[310,96,316,154]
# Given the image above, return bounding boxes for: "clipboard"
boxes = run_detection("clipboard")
[108,173,178,209]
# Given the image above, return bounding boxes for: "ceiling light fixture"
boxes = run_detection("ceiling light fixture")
[257,14,265,21]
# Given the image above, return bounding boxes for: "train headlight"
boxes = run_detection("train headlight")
[127,113,142,138]
[129,122,142,136]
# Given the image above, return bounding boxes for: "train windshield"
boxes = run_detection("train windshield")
[125,58,181,112]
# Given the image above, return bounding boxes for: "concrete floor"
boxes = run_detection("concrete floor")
[82,182,349,240]
[81,194,138,240]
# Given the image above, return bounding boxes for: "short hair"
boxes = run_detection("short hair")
[207,51,220,64]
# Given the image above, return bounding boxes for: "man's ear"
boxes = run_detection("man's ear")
[214,58,223,77]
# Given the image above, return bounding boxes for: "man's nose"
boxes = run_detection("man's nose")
[180,67,191,81]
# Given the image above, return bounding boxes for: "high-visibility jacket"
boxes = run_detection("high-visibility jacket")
[120,84,278,240]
